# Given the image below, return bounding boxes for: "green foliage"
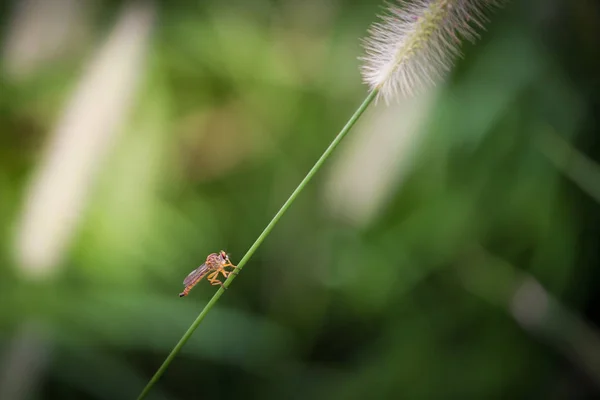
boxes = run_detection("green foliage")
[1,1,599,399]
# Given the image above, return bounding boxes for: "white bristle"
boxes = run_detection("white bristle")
[360,0,504,103]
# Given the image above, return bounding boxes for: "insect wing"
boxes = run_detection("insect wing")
[183,263,209,286]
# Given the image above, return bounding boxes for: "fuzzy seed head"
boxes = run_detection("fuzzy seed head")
[361,0,504,103]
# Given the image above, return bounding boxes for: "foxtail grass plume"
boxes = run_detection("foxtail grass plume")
[361,0,504,103]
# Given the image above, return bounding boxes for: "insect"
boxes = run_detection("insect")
[179,250,237,297]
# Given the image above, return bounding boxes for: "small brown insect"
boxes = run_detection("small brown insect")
[179,250,237,297]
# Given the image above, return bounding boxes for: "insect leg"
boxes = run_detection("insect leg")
[222,262,239,276]
[212,279,226,289]
[206,270,218,281]
[207,271,226,290]
[218,266,232,278]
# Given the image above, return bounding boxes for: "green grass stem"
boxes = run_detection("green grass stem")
[136,88,378,400]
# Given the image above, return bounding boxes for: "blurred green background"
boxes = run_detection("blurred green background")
[1,0,600,399]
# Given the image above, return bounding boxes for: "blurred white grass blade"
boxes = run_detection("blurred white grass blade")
[511,279,600,386]
[360,0,504,103]
[536,126,600,205]
[510,278,549,329]
[14,1,156,278]
[460,247,600,388]
[0,321,52,400]
[324,91,435,227]
[2,0,91,78]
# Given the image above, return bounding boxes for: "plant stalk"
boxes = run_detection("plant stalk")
[136,88,378,400]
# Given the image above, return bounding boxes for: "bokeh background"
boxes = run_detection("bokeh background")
[1,0,600,399]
